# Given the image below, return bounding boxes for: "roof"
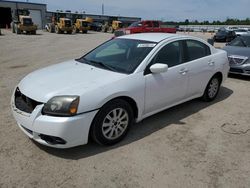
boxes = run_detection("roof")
[0,0,46,6]
[119,33,182,43]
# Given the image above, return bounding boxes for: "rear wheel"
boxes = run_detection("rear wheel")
[91,99,134,145]
[202,75,221,102]
[11,22,15,33]
[16,27,21,34]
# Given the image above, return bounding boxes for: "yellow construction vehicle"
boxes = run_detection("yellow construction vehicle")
[73,17,93,34]
[102,20,123,33]
[55,18,73,34]
[46,12,73,34]
[11,9,37,35]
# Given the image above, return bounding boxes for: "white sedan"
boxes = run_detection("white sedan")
[11,33,229,148]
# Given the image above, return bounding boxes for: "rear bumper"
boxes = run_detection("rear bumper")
[11,95,98,148]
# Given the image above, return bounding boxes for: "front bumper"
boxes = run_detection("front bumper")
[11,95,98,148]
[60,26,73,32]
[229,64,250,76]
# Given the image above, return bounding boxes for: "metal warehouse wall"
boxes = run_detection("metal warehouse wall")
[0,0,47,29]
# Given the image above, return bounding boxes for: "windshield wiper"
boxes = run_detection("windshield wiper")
[89,60,118,72]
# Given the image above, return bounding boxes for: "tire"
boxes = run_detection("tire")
[11,23,15,33]
[67,30,72,34]
[16,27,21,34]
[91,99,134,145]
[55,26,61,34]
[202,75,221,102]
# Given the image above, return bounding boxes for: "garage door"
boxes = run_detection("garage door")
[0,7,12,28]
[29,10,42,29]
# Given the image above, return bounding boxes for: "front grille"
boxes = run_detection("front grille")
[228,55,248,65]
[230,68,244,73]
[114,30,125,37]
[14,88,42,113]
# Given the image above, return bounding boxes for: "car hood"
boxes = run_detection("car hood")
[18,60,127,103]
[223,46,250,57]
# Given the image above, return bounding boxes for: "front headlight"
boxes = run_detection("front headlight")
[245,59,250,64]
[43,96,80,116]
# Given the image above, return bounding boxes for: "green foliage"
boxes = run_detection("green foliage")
[163,18,250,26]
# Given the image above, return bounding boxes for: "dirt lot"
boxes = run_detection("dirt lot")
[0,29,250,188]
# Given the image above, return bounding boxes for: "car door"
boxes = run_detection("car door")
[144,41,189,114]
[152,21,161,32]
[183,40,214,97]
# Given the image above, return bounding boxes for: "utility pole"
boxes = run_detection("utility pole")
[102,3,104,15]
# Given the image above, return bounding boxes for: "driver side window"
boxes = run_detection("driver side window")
[152,41,182,68]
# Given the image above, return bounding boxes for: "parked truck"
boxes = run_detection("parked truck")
[11,9,37,35]
[114,20,176,37]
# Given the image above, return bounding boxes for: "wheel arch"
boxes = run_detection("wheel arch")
[88,95,139,143]
[213,71,223,83]
[97,95,139,120]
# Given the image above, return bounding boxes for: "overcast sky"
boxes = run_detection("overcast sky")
[7,0,250,21]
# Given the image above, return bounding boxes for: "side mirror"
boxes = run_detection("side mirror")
[150,63,168,74]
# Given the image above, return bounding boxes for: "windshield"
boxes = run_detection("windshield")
[76,38,157,74]
[64,20,72,27]
[81,21,88,27]
[229,36,250,47]
[118,23,123,28]
[217,30,228,35]
[129,22,142,28]
[23,18,32,25]
[235,29,247,32]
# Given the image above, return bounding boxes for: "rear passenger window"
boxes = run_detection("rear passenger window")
[152,41,182,68]
[186,40,211,61]
[145,21,152,27]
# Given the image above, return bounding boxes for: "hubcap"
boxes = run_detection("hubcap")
[208,78,219,98]
[102,108,129,140]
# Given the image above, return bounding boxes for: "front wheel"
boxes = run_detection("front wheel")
[90,99,134,145]
[55,26,61,34]
[202,76,221,102]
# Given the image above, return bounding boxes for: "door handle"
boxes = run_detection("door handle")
[208,60,215,66]
[179,68,188,75]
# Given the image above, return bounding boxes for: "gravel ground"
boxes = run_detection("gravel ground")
[0,29,250,188]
